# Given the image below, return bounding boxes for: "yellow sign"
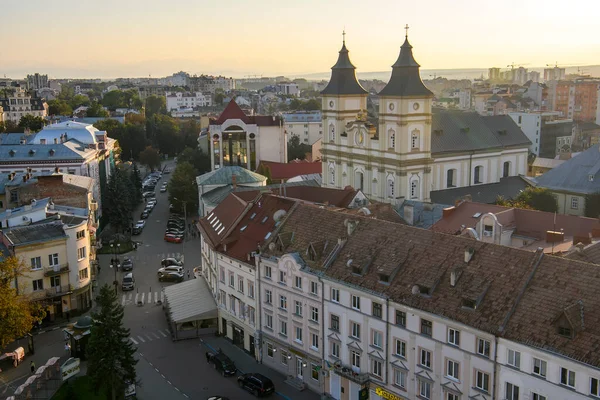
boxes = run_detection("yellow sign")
[375,387,405,400]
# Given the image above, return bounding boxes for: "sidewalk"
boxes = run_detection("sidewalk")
[200,336,321,400]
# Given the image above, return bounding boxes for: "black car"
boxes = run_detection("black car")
[121,258,133,271]
[140,210,150,219]
[207,352,237,377]
[237,373,275,397]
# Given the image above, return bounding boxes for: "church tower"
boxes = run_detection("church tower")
[320,34,368,190]
[377,28,434,202]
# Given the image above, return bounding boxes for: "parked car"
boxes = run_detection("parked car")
[121,258,133,271]
[166,229,185,236]
[207,397,229,400]
[147,201,157,209]
[132,220,145,235]
[207,352,237,376]
[161,258,183,267]
[237,373,275,397]
[140,210,150,219]
[167,223,185,231]
[122,273,135,291]
[158,272,184,283]
[157,266,184,277]
[143,191,155,199]
[164,169,171,174]
[164,234,183,243]
[160,186,167,193]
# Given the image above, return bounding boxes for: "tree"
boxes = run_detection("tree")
[0,255,46,349]
[86,102,109,118]
[177,147,211,174]
[0,120,19,133]
[168,161,198,216]
[287,135,311,161]
[69,94,91,109]
[47,99,73,116]
[144,95,166,118]
[152,114,182,156]
[18,115,46,132]
[495,187,558,213]
[86,284,137,400]
[585,192,600,218]
[129,163,143,205]
[138,146,161,171]
[214,89,225,106]
[102,167,133,233]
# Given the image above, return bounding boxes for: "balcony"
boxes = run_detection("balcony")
[45,284,73,298]
[43,264,70,277]
[332,363,370,385]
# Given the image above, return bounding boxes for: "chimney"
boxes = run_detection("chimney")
[442,206,455,218]
[450,269,462,287]
[54,167,59,173]
[346,220,358,236]
[464,248,474,263]
[232,174,237,189]
[572,234,591,246]
[546,230,565,243]
[22,175,27,182]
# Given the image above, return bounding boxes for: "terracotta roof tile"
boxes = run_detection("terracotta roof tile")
[270,186,360,208]
[258,160,322,181]
[197,193,250,248]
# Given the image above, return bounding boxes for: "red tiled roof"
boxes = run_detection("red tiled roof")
[432,202,513,234]
[197,193,250,248]
[212,100,282,126]
[258,160,322,181]
[270,185,359,208]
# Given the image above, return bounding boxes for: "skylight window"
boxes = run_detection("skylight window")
[218,226,225,235]
[215,222,223,231]
[265,232,272,240]
[472,213,481,218]
[250,212,257,220]
[240,225,247,232]
[261,216,268,224]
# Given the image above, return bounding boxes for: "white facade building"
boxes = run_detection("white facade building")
[165,91,212,112]
[282,111,323,145]
[0,86,48,123]
[276,83,300,97]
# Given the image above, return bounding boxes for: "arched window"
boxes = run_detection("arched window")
[446,169,457,188]
[371,179,378,197]
[329,124,335,142]
[387,176,395,198]
[474,166,483,184]
[388,129,396,150]
[410,178,419,199]
[329,163,335,185]
[411,129,420,150]
[503,161,510,178]
[354,171,364,191]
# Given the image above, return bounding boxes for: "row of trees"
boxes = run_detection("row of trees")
[168,161,199,216]
[102,164,143,233]
[0,115,47,133]
[496,187,559,212]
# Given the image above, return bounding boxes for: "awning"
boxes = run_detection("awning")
[163,278,217,324]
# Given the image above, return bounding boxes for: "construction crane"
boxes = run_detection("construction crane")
[507,62,530,70]
[545,62,581,68]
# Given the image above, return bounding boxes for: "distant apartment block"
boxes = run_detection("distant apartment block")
[544,65,566,81]
[27,73,49,91]
[282,111,322,145]
[509,111,573,157]
[548,79,600,122]
[275,83,300,97]
[165,91,212,112]
[0,86,47,123]
[189,75,235,93]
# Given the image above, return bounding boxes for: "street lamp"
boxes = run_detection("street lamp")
[110,243,120,295]
[174,198,187,265]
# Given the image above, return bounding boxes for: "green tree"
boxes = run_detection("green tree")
[287,135,311,161]
[177,147,211,174]
[86,284,138,400]
[129,163,143,205]
[101,91,125,111]
[0,120,19,133]
[0,255,46,349]
[86,102,109,118]
[214,89,225,106]
[152,114,181,156]
[144,95,166,118]
[495,187,558,212]
[69,94,91,109]
[168,161,198,217]
[18,115,46,132]
[103,167,133,233]
[584,192,600,218]
[138,146,161,171]
[47,99,73,116]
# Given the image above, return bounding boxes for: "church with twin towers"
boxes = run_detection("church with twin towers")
[320,28,530,203]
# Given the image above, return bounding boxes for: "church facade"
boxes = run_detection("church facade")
[320,35,530,202]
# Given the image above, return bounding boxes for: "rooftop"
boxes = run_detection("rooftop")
[196,166,267,187]
[430,176,531,205]
[198,193,250,248]
[257,160,322,181]
[211,100,282,126]
[0,198,51,221]
[535,144,600,194]
[3,220,67,246]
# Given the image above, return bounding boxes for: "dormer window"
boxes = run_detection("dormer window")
[379,274,390,283]
[351,265,361,275]
[558,326,572,338]
[462,299,478,310]
[9,149,15,157]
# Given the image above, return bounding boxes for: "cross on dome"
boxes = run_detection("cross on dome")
[404,24,409,38]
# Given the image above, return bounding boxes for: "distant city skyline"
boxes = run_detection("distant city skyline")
[2,0,599,79]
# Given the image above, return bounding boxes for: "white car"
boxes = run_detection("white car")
[157,266,184,277]
[147,200,157,208]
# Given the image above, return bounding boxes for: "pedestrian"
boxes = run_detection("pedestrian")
[205,352,210,363]
[187,270,190,280]
[30,361,35,374]
[65,342,71,354]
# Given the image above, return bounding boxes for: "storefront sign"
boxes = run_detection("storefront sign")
[375,387,405,400]
[61,357,80,381]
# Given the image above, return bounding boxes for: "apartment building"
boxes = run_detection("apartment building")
[549,79,600,122]
[508,111,573,157]
[27,73,49,91]
[282,111,323,145]
[0,86,48,123]
[165,91,212,112]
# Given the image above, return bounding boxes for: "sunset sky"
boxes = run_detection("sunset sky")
[2,0,599,79]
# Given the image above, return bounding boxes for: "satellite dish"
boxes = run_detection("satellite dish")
[273,209,287,222]
[411,285,420,295]
[346,259,353,267]
[268,242,276,251]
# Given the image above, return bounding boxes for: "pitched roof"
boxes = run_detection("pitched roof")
[271,185,360,208]
[258,160,322,181]
[198,193,250,248]
[0,198,51,221]
[430,176,531,205]
[196,166,267,187]
[320,41,368,96]
[535,144,600,194]
[565,242,600,265]
[3,220,67,246]
[214,100,250,125]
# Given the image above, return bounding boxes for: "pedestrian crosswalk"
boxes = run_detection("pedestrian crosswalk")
[122,291,165,307]
[129,328,171,345]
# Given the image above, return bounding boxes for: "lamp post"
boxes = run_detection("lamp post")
[174,198,187,264]
[110,243,120,295]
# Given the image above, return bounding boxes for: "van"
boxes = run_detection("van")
[122,273,135,291]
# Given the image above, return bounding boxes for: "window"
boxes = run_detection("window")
[394,339,406,357]
[591,377,600,397]
[420,319,432,336]
[229,272,234,288]
[32,279,43,291]
[294,301,303,316]
[388,129,396,149]
[280,320,287,336]
[475,370,490,392]
[387,178,395,198]
[264,265,272,279]
[395,310,406,327]
[354,171,364,191]
[310,281,318,295]
[248,281,254,298]
[279,270,286,284]
[248,306,255,325]
[311,364,319,381]
[76,230,85,239]
[78,268,88,280]
[571,197,579,209]
[238,277,244,293]
[474,166,483,184]
[351,295,360,310]
[503,161,510,178]
[446,359,459,381]
[394,369,406,388]
[281,351,288,365]
[329,124,335,142]
[507,349,521,369]
[447,328,460,346]
[446,169,456,188]
[533,358,547,378]
[331,288,340,302]
[295,326,303,343]
[329,165,335,185]
[351,351,360,368]
[560,367,575,388]
[220,267,225,283]
[411,129,420,150]
[30,256,42,270]
[265,289,272,305]
[446,393,459,400]
[267,343,274,357]
[477,338,491,357]
[351,321,361,339]
[558,326,572,337]
[371,330,383,348]
[410,178,419,199]
[310,306,319,322]
[419,380,431,399]
[311,333,319,350]
[265,314,273,329]
[532,393,547,400]
[505,382,519,400]
[279,295,287,310]
[371,359,382,378]
[372,302,382,318]
[331,341,340,358]
[420,348,432,368]
[48,253,59,266]
[220,290,226,307]
[294,276,302,289]
[330,314,340,331]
